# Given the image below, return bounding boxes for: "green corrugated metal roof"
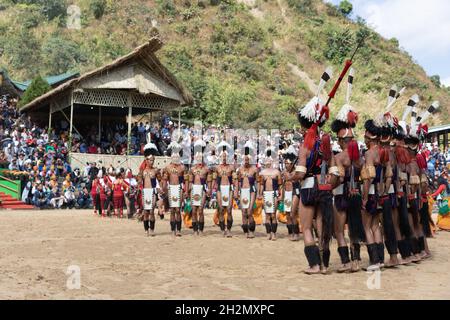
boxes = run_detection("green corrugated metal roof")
[10,71,80,91]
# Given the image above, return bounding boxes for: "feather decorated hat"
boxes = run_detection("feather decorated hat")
[404,100,439,148]
[331,68,358,139]
[298,67,333,150]
[144,142,159,158]
[193,139,206,154]
[282,144,298,163]
[365,85,404,140]
[167,141,183,156]
[298,67,333,129]
[244,140,255,156]
[216,140,233,155]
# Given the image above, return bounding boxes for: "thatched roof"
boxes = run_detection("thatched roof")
[19,37,193,112]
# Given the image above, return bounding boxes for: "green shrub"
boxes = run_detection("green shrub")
[41,36,86,74]
[18,75,51,107]
[338,0,353,17]
[90,0,107,19]
[155,0,177,17]
[286,0,316,15]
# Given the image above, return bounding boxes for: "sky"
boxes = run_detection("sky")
[327,0,450,87]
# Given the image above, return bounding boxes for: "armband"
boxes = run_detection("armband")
[338,166,345,177]
[420,174,428,183]
[295,166,307,173]
[367,165,376,179]
[360,166,369,180]
[409,175,420,185]
[385,166,393,178]
[328,166,340,176]
[399,172,407,182]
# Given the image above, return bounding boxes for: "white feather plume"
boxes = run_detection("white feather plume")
[300,96,322,122]
[419,101,440,124]
[401,94,419,121]
[316,67,333,96]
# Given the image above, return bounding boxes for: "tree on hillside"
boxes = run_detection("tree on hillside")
[18,76,51,107]
[41,36,86,75]
[12,0,67,21]
[339,0,353,17]
[430,75,441,88]
[90,0,107,19]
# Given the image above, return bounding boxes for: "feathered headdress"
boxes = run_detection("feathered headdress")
[216,140,232,155]
[167,141,182,156]
[244,140,255,156]
[282,144,298,163]
[331,68,358,138]
[298,67,333,150]
[144,142,159,158]
[193,139,206,154]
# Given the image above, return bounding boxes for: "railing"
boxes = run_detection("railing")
[0,171,22,200]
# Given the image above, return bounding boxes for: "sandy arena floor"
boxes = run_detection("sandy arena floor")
[0,209,449,300]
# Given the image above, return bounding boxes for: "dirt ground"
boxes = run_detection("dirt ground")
[0,209,449,300]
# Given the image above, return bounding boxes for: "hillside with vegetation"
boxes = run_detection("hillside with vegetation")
[0,0,448,132]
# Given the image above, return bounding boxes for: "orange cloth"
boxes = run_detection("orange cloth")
[252,198,263,225]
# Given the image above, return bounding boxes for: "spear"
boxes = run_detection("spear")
[325,40,365,107]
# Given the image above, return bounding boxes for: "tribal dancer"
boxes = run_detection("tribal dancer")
[330,69,365,272]
[162,141,187,237]
[296,67,336,274]
[124,169,138,219]
[377,86,405,267]
[393,95,420,264]
[112,169,128,218]
[404,101,439,259]
[138,142,160,236]
[281,144,301,241]
[237,141,258,238]
[212,141,236,237]
[361,117,384,271]
[416,102,439,258]
[189,139,211,236]
[258,146,283,241]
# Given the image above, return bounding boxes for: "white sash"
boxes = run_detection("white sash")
[369,184,375,195]
[220,185,231,207]
[169,184,181,208]
[191,184,203,207]
[240,188,251,209]
[143,188,154,210]
[264,191,275,214]
[301,177,315,189]
[333,184,344,195]
[284,191,293,213]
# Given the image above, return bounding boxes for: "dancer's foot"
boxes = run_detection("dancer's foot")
[350,261,361,273]
[248,232,255,239]
[337,263,352,273]
[267,233,272,240]
[304,265,321,275]
[271,233,277,241]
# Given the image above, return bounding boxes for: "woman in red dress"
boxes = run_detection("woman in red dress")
[113,170,128,218]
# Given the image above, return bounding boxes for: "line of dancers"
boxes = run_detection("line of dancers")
[94,68,440,274]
